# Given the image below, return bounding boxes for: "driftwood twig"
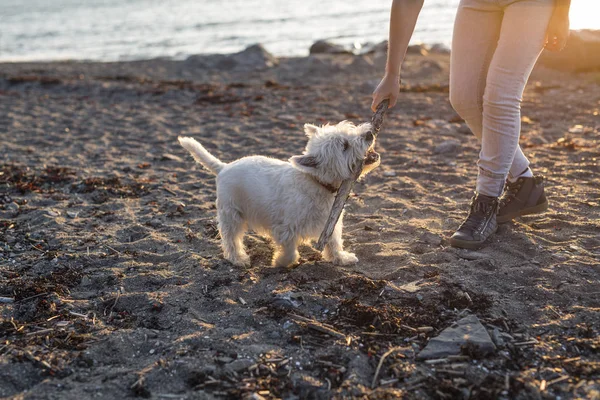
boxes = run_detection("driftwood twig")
[316,100,389,251]
[288,313,346,340]
[371,345,405,389]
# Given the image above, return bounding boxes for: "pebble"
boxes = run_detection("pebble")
[226,358,255,373]
[67,211,79,219]
[148,219,163,228]
[6,202,19,211]
[383,170,397,177]
[433,139,461,155]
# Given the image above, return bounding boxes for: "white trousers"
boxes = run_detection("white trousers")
[450,0,554,196]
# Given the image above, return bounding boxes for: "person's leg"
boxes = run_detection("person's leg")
[449,0,504,249]
[449,0,502,139]
[477,0,554,196]
[449,0,554,248]
[450,0,538,186]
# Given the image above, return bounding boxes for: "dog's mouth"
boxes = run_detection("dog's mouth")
[364,149,380,165]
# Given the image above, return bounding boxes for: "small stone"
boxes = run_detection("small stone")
[67,211,78,219]
[419,232,442,246]
[433,139,461,155]
[149,349,155,354]
[491,328,505,349]
[226,358,254,373]
[148,219,162,228]
[383,170,397,177]
[568,125,584,134]
[160,153,183,162]
[6,202,19,211]
[282,320,294,330]
[47,210,60,217]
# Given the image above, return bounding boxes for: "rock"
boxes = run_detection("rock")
[160,153,183,162]
[345,55,375,73]
[429,43,451,54]
[148,219,162,228]
[226,358,254,373]
[433,139,461,155]
[271,292,302,310]
[419,59,444,74]
[309,40,352,55]
[539,29,600,72]
[345,353,374,387]
[491,328,505,349]
[6,202,19,212]
[419,232,442,246]
[231,44,278,69]
[407,44,428,56]
[186,44,278,71]
[67,211,78,219]
[359,40,388,55]
[417,315,496,359]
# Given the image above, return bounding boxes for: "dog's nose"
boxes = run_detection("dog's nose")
[365,131,374,142]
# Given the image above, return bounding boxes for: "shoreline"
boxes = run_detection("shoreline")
[0,28,597,66]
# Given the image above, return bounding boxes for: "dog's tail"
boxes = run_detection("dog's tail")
[178,137,226,174]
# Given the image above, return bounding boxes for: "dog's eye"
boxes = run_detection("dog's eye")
[342,140,350,151]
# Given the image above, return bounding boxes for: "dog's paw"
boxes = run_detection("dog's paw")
[227,254,251,268]
[273,251,300,268]
[332,251,358,266]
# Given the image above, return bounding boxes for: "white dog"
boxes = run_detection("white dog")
[178,121,380,268]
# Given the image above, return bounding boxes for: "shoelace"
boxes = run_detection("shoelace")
[459,197,494,231]
[499,180,522,205]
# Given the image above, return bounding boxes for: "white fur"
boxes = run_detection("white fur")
[178,120,380,268]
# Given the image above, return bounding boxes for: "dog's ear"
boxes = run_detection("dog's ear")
[289,155,319,173]
[303,124,320,138]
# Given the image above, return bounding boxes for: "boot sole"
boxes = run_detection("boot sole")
[449,225,498,250]
[497,200,549,224]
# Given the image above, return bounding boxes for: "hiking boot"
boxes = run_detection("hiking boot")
[497,175,548,223]
[450,193,498,250]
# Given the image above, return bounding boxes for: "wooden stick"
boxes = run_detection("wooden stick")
[288,313,346,340]
[371,345,404,389]
[316,100,389,251]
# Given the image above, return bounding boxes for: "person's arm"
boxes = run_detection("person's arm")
[371,0,424,111]
[545,0,571,52]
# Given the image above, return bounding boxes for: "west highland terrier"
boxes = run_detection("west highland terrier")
[178,121,380,268]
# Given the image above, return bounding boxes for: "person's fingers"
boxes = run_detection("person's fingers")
[371,94,383,112]
[558,35,568,51]
[389,93,398,109]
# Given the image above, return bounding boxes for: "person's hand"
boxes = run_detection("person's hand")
[545,8,570,52]
[371,73,400,112]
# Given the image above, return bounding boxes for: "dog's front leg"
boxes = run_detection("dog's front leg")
[273,239,300,267]
[322,217,358,265]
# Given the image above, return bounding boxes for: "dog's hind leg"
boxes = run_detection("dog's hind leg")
[218,209,250,267]
[322,217,358,265]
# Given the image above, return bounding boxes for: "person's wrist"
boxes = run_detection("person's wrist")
[384,71,401,82]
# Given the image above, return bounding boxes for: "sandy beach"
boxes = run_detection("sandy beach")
[0,45,599,399]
